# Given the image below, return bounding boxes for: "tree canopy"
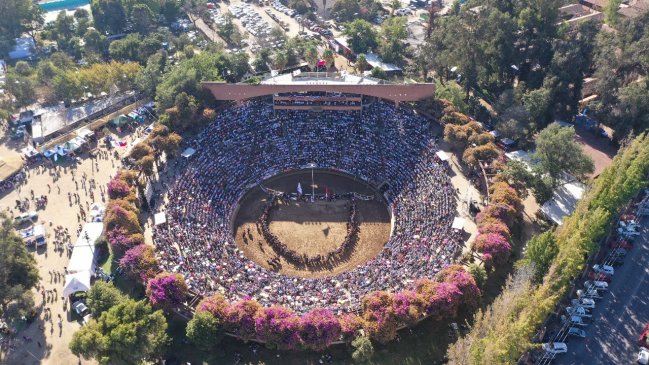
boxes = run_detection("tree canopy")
[70,299,169,364]
[0,215,39,321]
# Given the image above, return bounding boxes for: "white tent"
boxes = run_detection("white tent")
[541,181,586,225]
[452,217,466,230]
[63,271,92,297]
[89,202,105,221]
[181,147,196,158]
[154,212,167,226]
[67,222,103,274]
[435,151,450,161]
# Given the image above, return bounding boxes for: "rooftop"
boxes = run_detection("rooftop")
[260,72,390,86]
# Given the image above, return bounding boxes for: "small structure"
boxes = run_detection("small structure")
[364,53,403,77]
[181,147,196,159]
[63,271,92,298]
[67,222,103,274]
[20,224,47,247]
[154,212,167,226]
[558,4,603,26]
[541,181,587,225]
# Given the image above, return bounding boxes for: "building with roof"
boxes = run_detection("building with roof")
[9,37,36,60]
[559,4,604,25]
[364,53,403,77]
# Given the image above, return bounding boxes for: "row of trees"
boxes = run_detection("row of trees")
[447,133,649,364]
[90,0,182,35]
[342,17,409,65]
[186,265,480,352]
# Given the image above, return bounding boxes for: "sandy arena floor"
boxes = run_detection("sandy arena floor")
[233,170,391,278]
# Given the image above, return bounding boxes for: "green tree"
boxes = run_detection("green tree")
[5,73,36,108]
[272,52,288,70]
[379,16,408,64]
[615,79,649,138]
[304,46,319,69]
[83,28,106,55]
[186,311,224,351]
[520,231,558,282]
[468,263,487,289]
[322,48,335,68]
[70,299,169,364]
[351,335,374,363]
[14,61,32,76]
[0,215,39,320]
[0,0,44,57]
[53,71,83,102]
[343,19,378,54]
[53,11,75,40]
[370,67,388,80]
[85,281,125,317]
[37,60,61,85]
[253,48,272,72]
[532,123,595,185]
[355,53,369,74]
[131,4,155,35]
[91,0,126,34]
[136,51,167,96]
[390,0,401,15]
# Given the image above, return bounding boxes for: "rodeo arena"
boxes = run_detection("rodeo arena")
[149,73,473,314]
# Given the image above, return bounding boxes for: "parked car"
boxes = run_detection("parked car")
[542,342,568,354]
[584,280,609,291]
[568,327,586,338]
[639,324,649,349]
[14,211,38,226]
[587,271,612,283]
[610,239,633,250]
[72,300,91,325]
[638,348,649,365]
[593,264,614,276]
[571,298,596,309]
[567,315,588,326]
[566,306,592,318]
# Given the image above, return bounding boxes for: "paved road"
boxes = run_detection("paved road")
[557,215,649,364]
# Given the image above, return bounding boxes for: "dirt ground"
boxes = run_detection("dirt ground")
[234,170,391,278]
[0,123,147,365]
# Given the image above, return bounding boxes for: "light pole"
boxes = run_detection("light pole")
[307,163,317,202]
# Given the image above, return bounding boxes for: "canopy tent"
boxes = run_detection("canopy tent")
[43,149,56,158]
[435,150,450,161]
[55,145,70,156]
[89,202,105,221]
[21,146,40,159]
[541,181,586,225]
[63,271,92,297]
[181,148,196,158]
[67,222,103,274]
[452,217,465,230]
[63,137,84,152]
[111,114,130,126]
[154,212,167,226]
[0,151,24,182]
[76,128,94,140]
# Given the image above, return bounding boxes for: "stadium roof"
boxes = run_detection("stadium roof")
[203,72,435,102]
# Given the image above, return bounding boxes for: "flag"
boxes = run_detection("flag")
[297,182,303,194]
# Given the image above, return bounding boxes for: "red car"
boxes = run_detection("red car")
[639,324,649,349]
[610,239,633,250]
[587,271,612,283]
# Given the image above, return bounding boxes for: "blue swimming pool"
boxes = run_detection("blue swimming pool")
[38,0,90,12]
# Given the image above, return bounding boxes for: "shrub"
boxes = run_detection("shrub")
[361,291,399,343]
[339,313,364,342]
[298,308,341,351]
[186,310,224,351]
[196,294,230,320]
[225,298,262,341]
[462,142,500,167]
[489,181,523,215]
[254,306,300,350]
[392,290,423,325]
[107,178,131,199]
[146,272,188,310]
[119,244,160,282]
[477,221,511,240]
[473,233,512,266]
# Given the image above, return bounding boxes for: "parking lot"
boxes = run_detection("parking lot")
[546,200,649,364]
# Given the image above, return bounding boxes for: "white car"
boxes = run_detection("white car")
[566,306,592,317]
[542,342,568,354]
[14,211,38,225]
[567,327,586,338]
[584,280,609,291]
[577,288,603,300]
[568,315,588,326]
[593,264,614,276]
[572,298,596,309]
[638,348,649,365]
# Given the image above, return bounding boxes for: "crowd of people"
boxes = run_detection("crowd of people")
[153,100,461,314]
[258,195,359,267]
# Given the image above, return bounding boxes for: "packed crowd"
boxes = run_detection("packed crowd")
[258,195,359,267]
[153,100,461,313]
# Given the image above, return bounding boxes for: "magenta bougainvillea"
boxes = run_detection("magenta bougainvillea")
[119,244,160,282]
[107,227,143,251]
[107,177,131,199]
[392,290,422,324]
[473,233,512,266]
[298,308,342,351]
[225,299,262,341]
[338,313,364,341]
[254,306,300,350]
[438,265,481,309]
[146,272,188,310]
[477,221,511,240]
[197,294,230,320]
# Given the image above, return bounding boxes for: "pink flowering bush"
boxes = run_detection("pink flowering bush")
[255,306,300,350]
[197,294,230,320]
[361,291,399,343]
[338,313,364,342]
[473,233,512,266]
[392,290,422,324]
[119,244,160,282]
[225,299,262,341]
[107,227,144,252]
[107,177,131,199]
[477,221,511,240]
[437,265,481,309]
[146,272,188,310]
[298,308,342,351]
